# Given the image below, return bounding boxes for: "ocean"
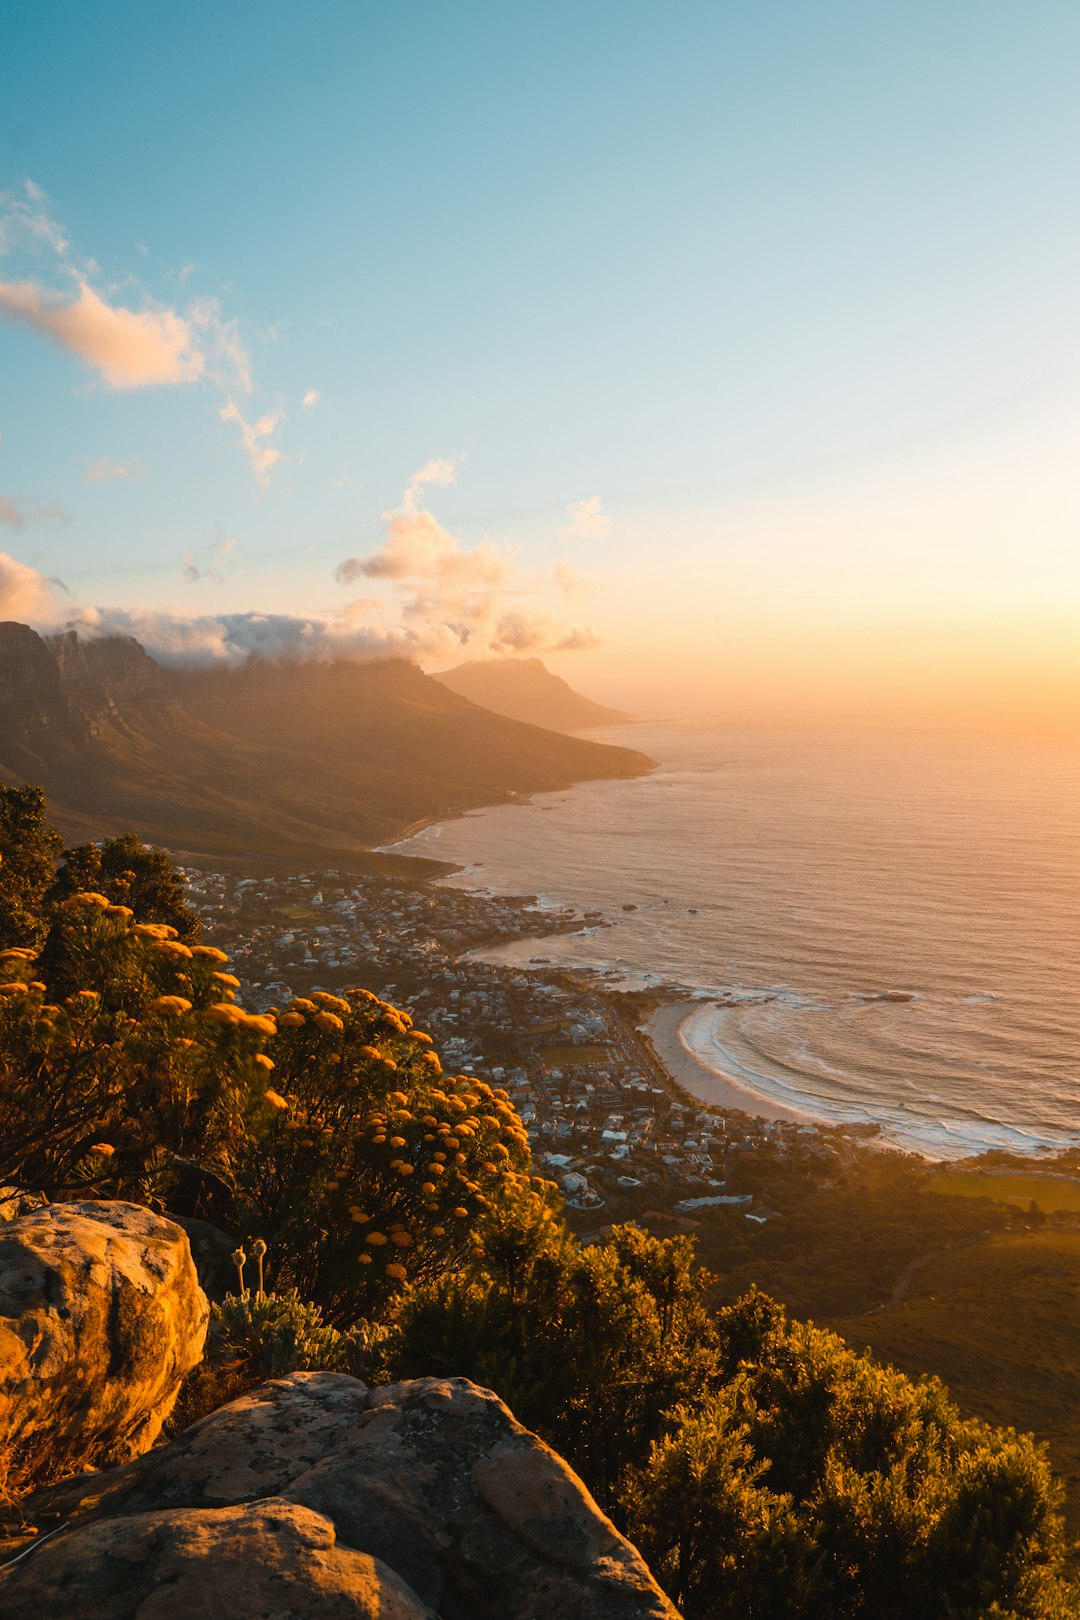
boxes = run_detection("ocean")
[389,723,1080,1160]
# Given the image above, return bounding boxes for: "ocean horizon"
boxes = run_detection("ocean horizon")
[389,721,1080,1160]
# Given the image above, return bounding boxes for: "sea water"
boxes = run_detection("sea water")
[389,724,1080,1159]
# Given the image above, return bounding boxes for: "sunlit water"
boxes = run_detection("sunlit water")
[388,724,1080,1159]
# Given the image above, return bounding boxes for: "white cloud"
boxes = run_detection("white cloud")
[84,457,137,483]
[561,494,610,541]
[0,549,65,619]
[301,388,320,409]
[330,458,600,662]
[0,279,203,389]
[219,400,282,487]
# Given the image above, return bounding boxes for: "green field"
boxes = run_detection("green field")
[927,1168,1080,1213]
[541,1043,613,1070]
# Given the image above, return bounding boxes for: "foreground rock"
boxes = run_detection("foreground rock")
[0,1200,208,1482]
[4,1372,678,1619]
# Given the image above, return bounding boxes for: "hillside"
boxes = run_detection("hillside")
[832,1228,1080,1543]
[0,623,653,861]
[432,656,632,732]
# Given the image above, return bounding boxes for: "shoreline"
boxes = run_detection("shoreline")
[643,999,821,1127]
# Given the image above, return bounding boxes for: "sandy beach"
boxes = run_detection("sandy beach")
[644,999,816,1126]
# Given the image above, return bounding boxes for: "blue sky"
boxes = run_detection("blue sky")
[2,2,1079,721]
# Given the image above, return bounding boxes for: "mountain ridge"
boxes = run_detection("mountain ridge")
[433,656,632,732]
[0,624,653,862]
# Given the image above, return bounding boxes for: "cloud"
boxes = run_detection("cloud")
[180,532,238,585]
[561,494,610,541]
[0,549,65,619]
[0,182,267,471]
[84,457,137,483]
[301,388,320,409]
[0,493,68,529]
[70,605,416,667]
[330,458,600,662]
[0,279,203,389]
[220,400,282,486]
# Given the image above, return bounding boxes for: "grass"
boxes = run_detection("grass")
[926,1169,1080,1214]
[832,1228,1080,1546]
[541,1043,613,1070]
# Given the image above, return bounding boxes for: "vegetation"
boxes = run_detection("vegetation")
[925,1169,1080,1214]
[0,782,1077,1617]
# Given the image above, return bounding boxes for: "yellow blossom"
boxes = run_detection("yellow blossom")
[315,1011,344,1033]
[263,1089,289,1110]
[385,1263,407,1280]
[191,945,229,963]
[149,995,192,1017]
[365,1231,388,1246]
[254,1053,275,1071]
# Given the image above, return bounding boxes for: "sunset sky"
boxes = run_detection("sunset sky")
[2,2,1079,726]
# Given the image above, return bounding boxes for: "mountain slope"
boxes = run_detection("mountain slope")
[0,624,654,860]
[432,657,632,732]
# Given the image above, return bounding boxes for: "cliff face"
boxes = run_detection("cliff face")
[0,625,654,857]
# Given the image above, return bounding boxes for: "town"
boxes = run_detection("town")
[182,863,850,1236]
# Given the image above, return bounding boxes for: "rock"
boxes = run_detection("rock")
[5,1372,678,1619]
[0,1200,208,1483]
[0,1499,434,1619]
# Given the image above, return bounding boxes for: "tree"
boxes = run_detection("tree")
[0,785,64,950]
[47,832,201,941]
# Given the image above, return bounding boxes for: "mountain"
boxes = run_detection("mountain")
[0,624,653,864]
[432,657,632,733]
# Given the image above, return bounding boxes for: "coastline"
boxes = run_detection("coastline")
[643,998,819,1127]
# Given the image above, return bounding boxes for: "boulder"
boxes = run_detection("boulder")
[3,1372,678,1619]
[0,1200,208,1483]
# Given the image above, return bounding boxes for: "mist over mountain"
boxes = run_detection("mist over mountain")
[0,623,653,862]
[433,657,632,733]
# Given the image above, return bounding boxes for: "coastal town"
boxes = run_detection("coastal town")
[182,863,851,1235]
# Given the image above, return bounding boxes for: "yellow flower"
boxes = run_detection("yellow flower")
[431,1225,445,1236]
[453,1206,469,1219]
[389,1135,407,1148]
[408,1030,433,1045]
[212,972,242,989]
[277,1011,306,1028]
[384,1263,407,1280]
[254,1053,275,1071]
[191,945,229,963]
[89,1142,115,1156]
[359,1045,381,1060]
[391,1232,412,1247]
[421,1052,442,1072]
[65,891,110,909]
[263,1088,289,1110]
[358,1252,373,1264]
[365,1231,388,1246]
[312,991,350,1015]
[0,982,28,996]
[315,1011,344,1033]
[287,998,317,1015]
[149,995,192,1017]
[421,1182,436,1194]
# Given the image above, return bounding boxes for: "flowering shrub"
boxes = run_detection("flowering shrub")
[233,987,536,1322]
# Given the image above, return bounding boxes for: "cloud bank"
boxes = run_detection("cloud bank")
[331,458,600,661]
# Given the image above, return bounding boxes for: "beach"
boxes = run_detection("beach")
[644,999,815,1126]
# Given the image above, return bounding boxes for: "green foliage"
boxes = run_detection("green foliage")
[387,1220,722,1503]
[208,1289,382,1380]
[622,1293,1069,1620]
[46,832,202,943]
[0,785,64,951]
[233,990,534,1324]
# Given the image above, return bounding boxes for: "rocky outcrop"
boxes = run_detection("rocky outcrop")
[3,1372,678,1619]
[0,1201,208,1482]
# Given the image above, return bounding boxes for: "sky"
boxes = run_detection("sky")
[2,1,1079,728]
